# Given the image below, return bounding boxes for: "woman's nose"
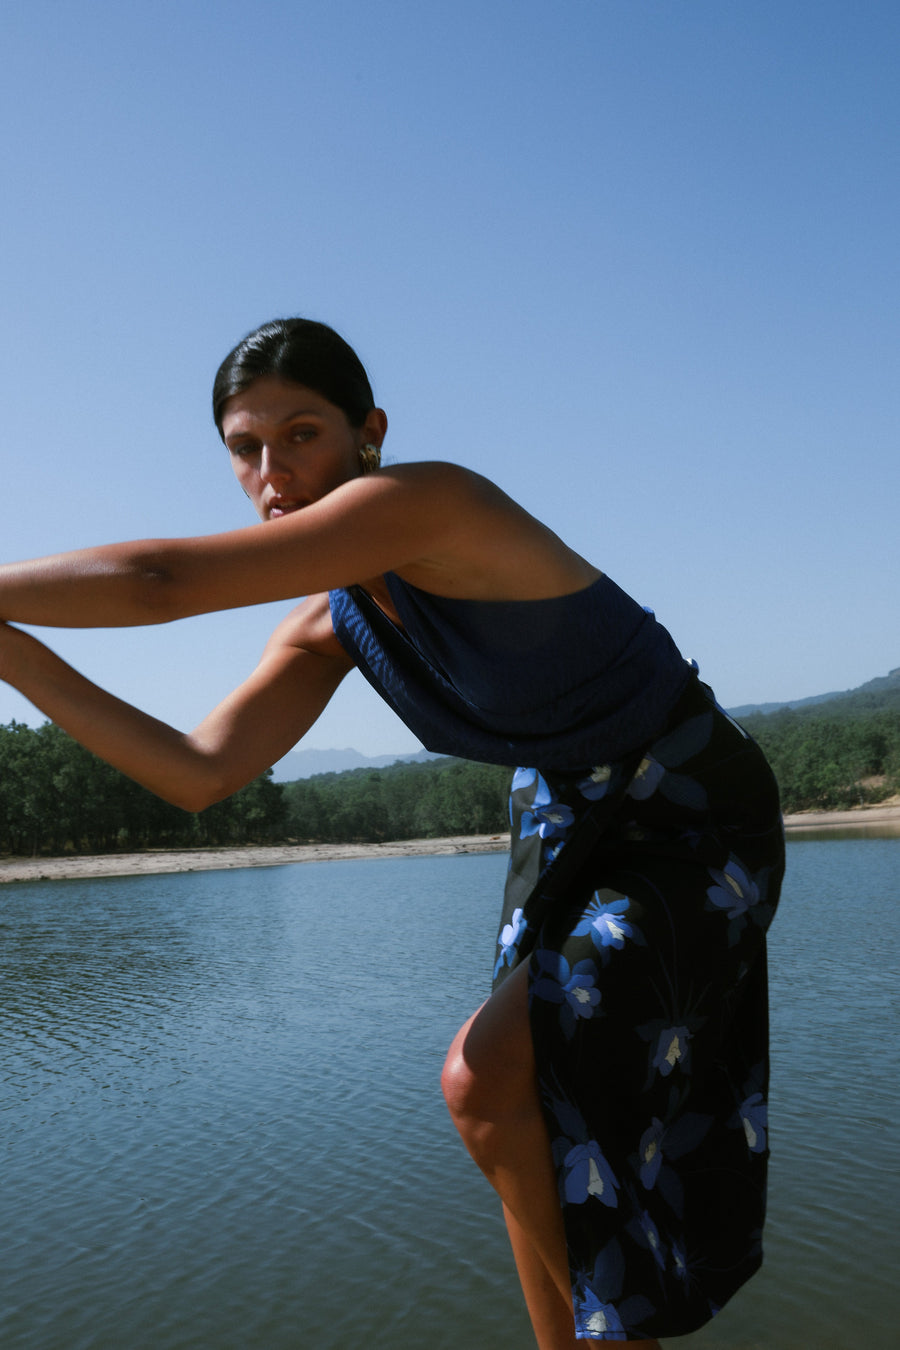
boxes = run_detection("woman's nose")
[259,445,291,483]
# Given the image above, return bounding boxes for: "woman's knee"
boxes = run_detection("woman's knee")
[441,1012,494,1130]
[441,962,536,1132]
[440,1026,476,1123]
[441,1036,517,1168]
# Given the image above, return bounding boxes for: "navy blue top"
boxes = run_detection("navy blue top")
[328,572,692,772]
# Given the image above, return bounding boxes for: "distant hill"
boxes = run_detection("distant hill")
[728,667,900,720]
[728,691,845,718]
[271,746,440,782]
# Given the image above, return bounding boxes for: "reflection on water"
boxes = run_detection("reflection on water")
[1,843,898,1349]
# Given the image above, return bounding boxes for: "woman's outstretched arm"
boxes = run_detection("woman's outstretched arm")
[0,472,407,627]
[0,597,350,810]
[0,465,471,628]
[0,463,596,629]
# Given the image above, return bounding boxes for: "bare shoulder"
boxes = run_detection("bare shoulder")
[380,461,600,599]
[262,592,352,662]
[374,460,518,510]
[136,461,597,622]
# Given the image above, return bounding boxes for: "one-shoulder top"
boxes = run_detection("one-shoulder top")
[328,573,693,772]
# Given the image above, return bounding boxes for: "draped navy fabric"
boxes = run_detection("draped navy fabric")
[329,574,691,770]
[329,574,784,1341]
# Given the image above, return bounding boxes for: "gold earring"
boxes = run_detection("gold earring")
[358,442,381,474]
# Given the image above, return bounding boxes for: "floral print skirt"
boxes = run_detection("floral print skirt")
[492,678,785,1341]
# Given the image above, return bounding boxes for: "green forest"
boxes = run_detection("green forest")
[734,665,900,811]
[1,670,898,857]
[0,721,286,856]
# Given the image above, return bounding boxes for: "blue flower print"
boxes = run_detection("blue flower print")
[577,763,613,800]
[531,948,568,1006]
[626,713,714,810]
[652,1025,692,1077]
[632,1108,714,1214]
[571,1240,657,1340]
[546,1085,591,1145]
[521,799,575,840]
[562,963,603,1020]
[542,837,565,864]
[737,1092,767,1154]
[707,855,759,920]
[626,755,665,801]
[573,1290,627,1339]
[638,1016,705,1089]
[509,766,537,827]
[627,1209,666,1271]
[637,1118,665,1189]
[531,949,602,1038]
[493,906,528,976]
[561,1140,620,1207]
[573,892,644,961]
[515,767,576,840]
[670,1240,690,1284]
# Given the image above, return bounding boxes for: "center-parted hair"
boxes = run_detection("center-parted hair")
[213,318,375,436]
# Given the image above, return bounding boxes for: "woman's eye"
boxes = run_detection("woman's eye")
[290,427,315,443]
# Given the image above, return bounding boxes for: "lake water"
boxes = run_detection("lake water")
[1,839,898,1349]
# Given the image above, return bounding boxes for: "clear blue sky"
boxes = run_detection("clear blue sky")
[2,0,898,755]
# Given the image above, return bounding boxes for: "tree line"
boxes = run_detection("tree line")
[0,720,509,857]
[739,706,900,811]
[280,757,511,843]
[0,721,285,856]
[1,688,899,856]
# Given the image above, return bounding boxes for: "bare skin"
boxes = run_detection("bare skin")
[443,962,662,1350]
[0,375,653,1345]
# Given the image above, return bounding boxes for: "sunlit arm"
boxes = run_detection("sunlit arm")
[0,465,489,629]
[0,618,349,811]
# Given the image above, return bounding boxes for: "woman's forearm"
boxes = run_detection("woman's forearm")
[0,541,187,628]
[0,617,348,813]
[0,465,475,630]
[0,625,230,810]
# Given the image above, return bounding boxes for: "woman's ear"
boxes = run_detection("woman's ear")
[361,407,388,448]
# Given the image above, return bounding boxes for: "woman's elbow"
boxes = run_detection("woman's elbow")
[168,776,236,814]
[122,548,198,625]
[147,760,236,814]
[163,787,217,814]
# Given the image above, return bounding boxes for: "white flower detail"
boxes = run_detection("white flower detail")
[586,1158,606,1198]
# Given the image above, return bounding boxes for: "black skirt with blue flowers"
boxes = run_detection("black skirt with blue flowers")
[493,678,784,1342]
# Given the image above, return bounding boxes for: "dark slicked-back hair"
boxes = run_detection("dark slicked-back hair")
[212,318,375,435]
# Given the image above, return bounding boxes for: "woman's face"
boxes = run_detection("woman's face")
[220,375,385,521]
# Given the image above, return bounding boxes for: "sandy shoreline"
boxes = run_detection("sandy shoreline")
[781,803,900,833]
[2,804,899,885]
[0,834,510,885]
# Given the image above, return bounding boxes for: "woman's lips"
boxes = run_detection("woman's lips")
[268,499,307,519]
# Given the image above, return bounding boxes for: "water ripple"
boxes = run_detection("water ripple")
[2,845,898,1349]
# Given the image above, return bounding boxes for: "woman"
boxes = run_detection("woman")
[0,319,783,1347]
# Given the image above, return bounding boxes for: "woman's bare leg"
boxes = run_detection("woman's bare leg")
[502,1201,586,1349]
[441,961,661,1349]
